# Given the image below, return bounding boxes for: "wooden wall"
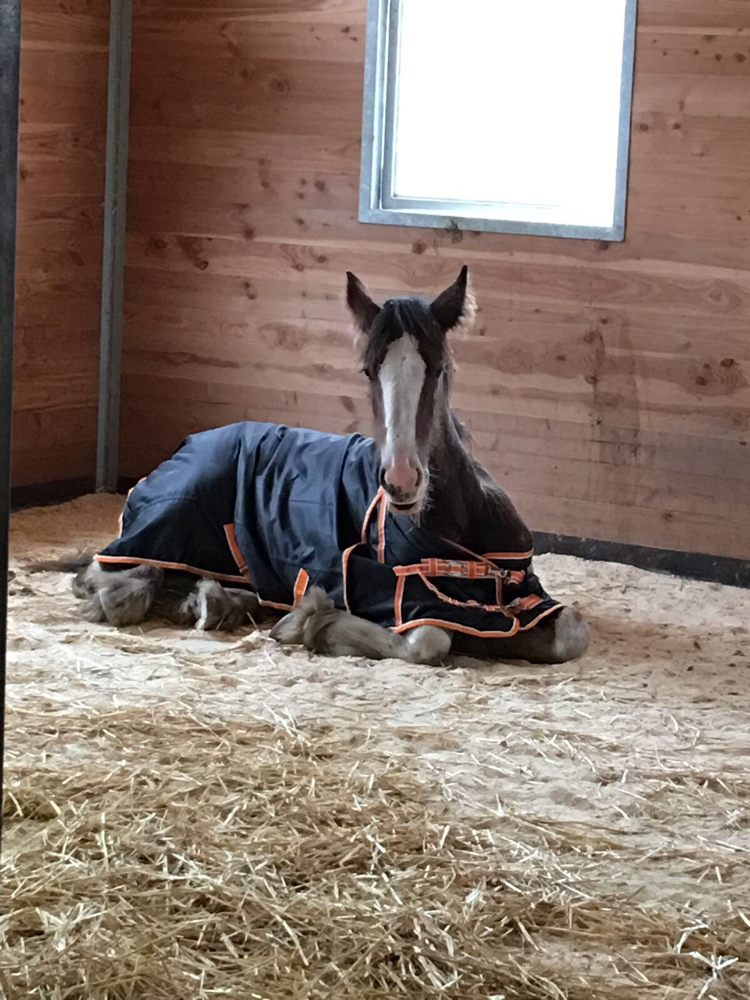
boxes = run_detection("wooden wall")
[122,0,750,560]
[13,0,109,488]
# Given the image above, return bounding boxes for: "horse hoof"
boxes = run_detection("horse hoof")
[550,607,590,662]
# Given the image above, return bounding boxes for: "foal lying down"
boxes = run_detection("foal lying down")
[52,268,590,666]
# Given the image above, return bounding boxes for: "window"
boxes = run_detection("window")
[359,0,637,240]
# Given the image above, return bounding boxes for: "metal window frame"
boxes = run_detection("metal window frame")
[359,0,638,241]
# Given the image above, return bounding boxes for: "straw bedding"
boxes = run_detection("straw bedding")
[3,496,750,999]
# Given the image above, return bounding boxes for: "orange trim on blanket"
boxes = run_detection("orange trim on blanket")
[391,603,562,638]
[347,490,386,613]
[341,542,360,613]
[224,522,291,609]
[511,593,544,613]
[360,489,384,543]
[393,617,519,638]
[377,492,387,564]
[394,575,405,628]
[258,598,293,611]
[293,568,310,607]
[223,523,252,580]
[518,604,562,630]
[94,554,250,585]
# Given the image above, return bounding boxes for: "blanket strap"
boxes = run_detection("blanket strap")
[393,558,526,584]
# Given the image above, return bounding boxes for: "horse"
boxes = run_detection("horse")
[50,266,590,665]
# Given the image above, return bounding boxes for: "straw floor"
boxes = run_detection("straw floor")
[2,495,749,999]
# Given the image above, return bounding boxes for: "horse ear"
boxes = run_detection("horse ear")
[346,271,380,334]
[430,265,474,332]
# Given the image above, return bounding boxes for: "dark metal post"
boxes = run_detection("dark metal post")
[0,0,23,852]
[96,0,133,492]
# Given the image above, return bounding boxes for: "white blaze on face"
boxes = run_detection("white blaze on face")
[379,334,426,494]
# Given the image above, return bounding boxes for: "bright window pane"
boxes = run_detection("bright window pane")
[392,0,629,228]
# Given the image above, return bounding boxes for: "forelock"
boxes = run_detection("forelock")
[362,297,446,372]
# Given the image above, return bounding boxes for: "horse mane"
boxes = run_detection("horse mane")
[451,412,472,445]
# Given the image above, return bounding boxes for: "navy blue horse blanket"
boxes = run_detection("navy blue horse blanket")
[97,422,561,638]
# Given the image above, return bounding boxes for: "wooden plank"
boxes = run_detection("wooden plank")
[127,159,359,203]
[12,373,98,412]
[134,15,367,64]
[134,0,364,20]
[512,491,747,562]
[16,234,104,279]
[130,56,363,135]
[13,0,108,487]
[16,159,106,195]
[14,324,99,380]
[12,405,97,453]
[636,29,750,76]
[121,298,750,393]
[129,127,360,173]
[19,123,107,163]
[123,231,750,323]
[19,50,108,123]
[12,404,98,486]
[121,269,750,350]
[633,73,750,117]
[22,0,109,46]
[638,0,750,31]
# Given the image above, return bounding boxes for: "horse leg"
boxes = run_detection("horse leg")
[548,607,590,661]
[404,624,452,664]
[74,563,258,632]
[452,606,590,664]
[169,579,259,631]
[508,607,590,663]
[77,564,165,626]
[271,587,452,665]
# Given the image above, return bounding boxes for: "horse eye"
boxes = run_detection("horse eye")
[361,367,375,382]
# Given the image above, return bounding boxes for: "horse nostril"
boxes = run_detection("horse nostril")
[382,461,421,496]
